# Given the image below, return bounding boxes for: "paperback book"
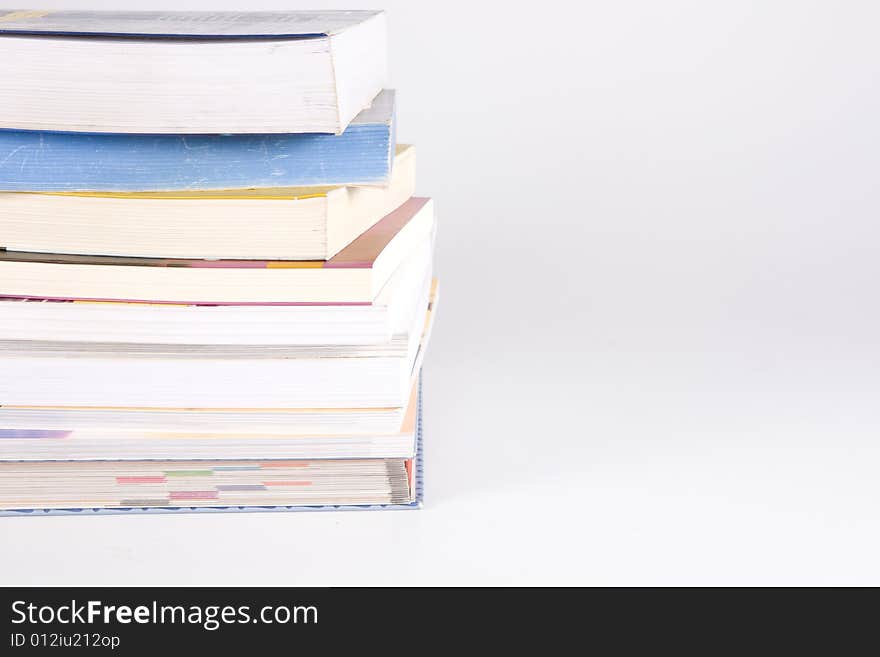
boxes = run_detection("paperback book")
[0,9,388,134]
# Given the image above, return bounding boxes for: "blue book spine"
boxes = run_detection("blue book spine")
[0,90,395,191]
[0,126,391,191]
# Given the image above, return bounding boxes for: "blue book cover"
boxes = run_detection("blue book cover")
[0,90,395,192]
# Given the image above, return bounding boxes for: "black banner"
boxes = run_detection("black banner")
[0,587,586,652]
[0,586,870,653]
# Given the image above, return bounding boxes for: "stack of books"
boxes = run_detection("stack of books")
[0,10,435,514]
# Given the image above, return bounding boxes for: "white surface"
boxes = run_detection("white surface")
[3,0,880,585]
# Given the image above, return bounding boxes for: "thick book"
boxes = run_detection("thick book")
[0,144,415,260]
[0,458,413,509]
[0,197,433,305]
[0,402,409,437]
[0,379,424,516]
[0,9,387,134]
[0,90,395,192]
[0,281,437,409]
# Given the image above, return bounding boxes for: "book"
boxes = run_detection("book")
[0,458,413,510]
[0,404,409,437]
[0,89,395,192]
[0,198,433,304]
[0,144,415,260]
[0,376,421,461]
[0,235,432,345]
[0,379,424,516]
[0,281,437,409]
[0,9,387,134]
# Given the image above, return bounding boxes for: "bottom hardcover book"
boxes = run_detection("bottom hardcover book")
[0,383,424,516]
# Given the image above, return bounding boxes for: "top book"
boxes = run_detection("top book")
[0,9,388,134]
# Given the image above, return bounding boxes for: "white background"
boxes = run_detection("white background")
[3,0,880,585]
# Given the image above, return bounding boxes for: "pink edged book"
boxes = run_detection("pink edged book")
[0,197,434,305]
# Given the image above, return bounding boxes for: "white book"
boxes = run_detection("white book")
[0,282,438,409]
[0,378,421,461]
[0,9,388,134]
[0,198,434,305]
[0,406,409,436]
[0,221,433,346]
[0,458,415,510]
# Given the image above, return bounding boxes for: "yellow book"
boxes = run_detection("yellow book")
[0,145,415,261]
